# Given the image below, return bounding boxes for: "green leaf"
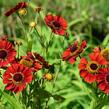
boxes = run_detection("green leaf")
[37,88,65,101]
[102,34,109,46]
[52,94,65,102]
[37,88,52,99]
[3,92,24,109]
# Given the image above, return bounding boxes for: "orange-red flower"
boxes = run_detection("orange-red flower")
[44,14,67,35]
[10,52,51,71]
[3,64,33,92]
[96,67,109,93]
[62,40,87,64]
[93,47,101,53]
[21,52,42,72]
[0,39,16,67]
[94,47,109,64]
[78,53,107,83]
[32,52,52,69]
[5,2,28,16]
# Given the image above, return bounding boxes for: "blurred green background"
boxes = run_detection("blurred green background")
[1,0,109,44]
[0,0,109,109]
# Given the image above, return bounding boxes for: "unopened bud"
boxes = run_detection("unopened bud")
[29,21,36,28]
[18,8,27,15]
[44,73,53,81]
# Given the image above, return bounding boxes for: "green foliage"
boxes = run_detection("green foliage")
[0,0,109,109]
[2,92,24,109]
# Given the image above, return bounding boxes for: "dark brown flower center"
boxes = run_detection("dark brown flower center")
[70,45,78,52]
[52,21,61,30]
[90,63,98,70]
[13,73,23,82]
[106,74,109,83]
[0,49,7,59]
[87,61,99,73]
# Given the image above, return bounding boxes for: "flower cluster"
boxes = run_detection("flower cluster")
[78,47,109,93]
[0,37,52,93]
[61,38,109,94]
[4,1,109,96]
[3,1,69,94]
[62,36,109,94]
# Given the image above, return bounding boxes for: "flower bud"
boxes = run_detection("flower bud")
[29,21,36,28]
[44,73,53,81]
[18,8,27,15]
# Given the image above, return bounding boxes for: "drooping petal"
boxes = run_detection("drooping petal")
[98,82,106,91]
[80,70,88,78]
[104,85,109,93]
[78,58,88,70]
[69,57,76,64]
[84,73,96,83]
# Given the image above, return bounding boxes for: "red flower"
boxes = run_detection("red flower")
[96,67,109,93]
[78,53,106,83]
[20,52,42,72]
[11,52,50,71]
[0,39,16,67]
[5,2,28,16]
[93,47,109,64]
[3,64,33,92]
[44,14,67,35]
[32,52,52,69]
[93,47,101,53]
[62,40,87,64]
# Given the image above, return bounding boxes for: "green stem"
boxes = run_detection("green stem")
[17,45,20,59]
[68,18,85,28]
[44,61,61,108]
[34,28,45,47]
